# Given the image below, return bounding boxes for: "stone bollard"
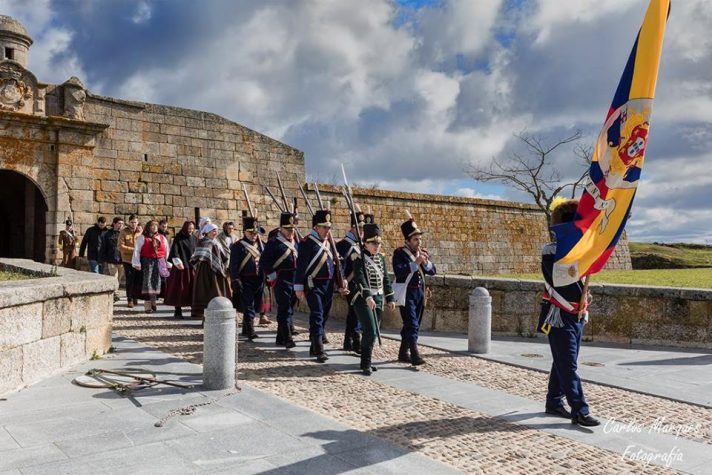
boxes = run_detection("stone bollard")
[468,287,491,354]
[203,296,236,390]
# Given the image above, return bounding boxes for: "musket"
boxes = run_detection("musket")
[243,184,265,252]
[242,183,256,217]
[299,183,316,216]
[276,172,291,212]
[341,164,381,346]
[313,183,325,209]
[263,185,285,212]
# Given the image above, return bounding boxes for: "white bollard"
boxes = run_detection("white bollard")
[203,296,236,390]
[468,287,491,354]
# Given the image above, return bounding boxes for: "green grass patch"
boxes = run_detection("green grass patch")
[629,242,712,269]
[0,270,33,281]
[487,268,712,289]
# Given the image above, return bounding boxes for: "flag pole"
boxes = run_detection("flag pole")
[578,276,590,321]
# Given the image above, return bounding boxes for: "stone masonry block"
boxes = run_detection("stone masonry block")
[60,331,86,368]
[22,336,61,385]
[85,325,112,358]
[42,297,73,339]
[0,303,43,351]
[0,347,23,395]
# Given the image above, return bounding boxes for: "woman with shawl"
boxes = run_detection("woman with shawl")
[191,222,231,324]
[165,221,198,319]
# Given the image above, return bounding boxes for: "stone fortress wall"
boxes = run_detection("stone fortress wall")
[308,184,631,275]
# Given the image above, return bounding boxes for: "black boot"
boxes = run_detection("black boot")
[313,337,329,363]
[284,326,296,349]
[409,339,425,366]
[174,307,183,319]
[243,315,258,340]
[360,352,372,376]
[398,340,411,363]
[352,332,362,355]
[276,323,286,346]
[342,333,353,352]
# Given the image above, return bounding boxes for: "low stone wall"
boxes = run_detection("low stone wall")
[0,258,117,396]
[325,275,712,349]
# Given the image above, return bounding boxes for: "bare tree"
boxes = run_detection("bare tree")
[466,130,592,228]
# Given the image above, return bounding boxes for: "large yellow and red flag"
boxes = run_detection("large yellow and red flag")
[552,0,671,287]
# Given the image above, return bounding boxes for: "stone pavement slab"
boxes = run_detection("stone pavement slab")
[378,328,712,407]
[0,334,459,475]
[286,315,711,473]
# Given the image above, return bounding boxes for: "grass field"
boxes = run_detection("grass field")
[0,270,32,281]
[629,242,712,269]
[488,268,712,289]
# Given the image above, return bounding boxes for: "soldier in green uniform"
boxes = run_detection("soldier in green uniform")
[349,222,395,375]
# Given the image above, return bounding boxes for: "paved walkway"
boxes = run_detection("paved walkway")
[3,299,711,474]
[377,329,712,407]
[0,336,456,474]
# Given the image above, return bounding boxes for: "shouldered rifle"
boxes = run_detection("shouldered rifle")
[243,184,264,252]
[340,164,381,346]
[299,183,315,216]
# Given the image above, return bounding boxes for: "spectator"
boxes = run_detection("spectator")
[119,214,142,308]
[132,220,170,313]
[165,221,198,319]
[191,223,230,324]
[100,217,124,302]
[79,216,107,273]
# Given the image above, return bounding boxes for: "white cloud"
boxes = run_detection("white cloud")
[131,1,152,25]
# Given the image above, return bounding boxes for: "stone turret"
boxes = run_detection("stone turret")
[0,15,33,68]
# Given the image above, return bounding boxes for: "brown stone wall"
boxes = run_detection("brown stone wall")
[72,96,305,240]
[310,184,631,275]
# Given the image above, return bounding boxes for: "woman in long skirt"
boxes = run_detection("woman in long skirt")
[191,223,231,323]
[132,220,170,313]
[165,221,197,318]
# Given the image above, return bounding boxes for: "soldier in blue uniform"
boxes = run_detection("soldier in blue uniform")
[295,209,349,363]
[335,210,368,354]
[392,216,436,366]
[539,199,600,427]
[261,211,299,349]
[229,214,265,341]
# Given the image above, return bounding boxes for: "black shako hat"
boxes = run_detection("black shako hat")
[363,223,382,243]
[312,209,332,228]
[363,213,375,225]
[350,211,365,227]
[279,212,297,229]
[400,218,422,239]
[242,216,262,233]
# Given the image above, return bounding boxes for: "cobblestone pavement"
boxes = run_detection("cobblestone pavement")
[112,309,699,474]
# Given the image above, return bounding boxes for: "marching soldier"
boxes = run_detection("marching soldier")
[295,209,349,363]
[350,222,395,375]
[392,215,436,366]
[336,210,367,354]
[58,219,77,268]
[261,211,299,349]
[539,198,600,427]
[230,214,265,341]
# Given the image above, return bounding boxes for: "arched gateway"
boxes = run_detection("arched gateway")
[0,170,48,261]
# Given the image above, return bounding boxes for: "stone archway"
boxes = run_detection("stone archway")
[0,169,49,262]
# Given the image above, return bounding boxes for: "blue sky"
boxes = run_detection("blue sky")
[3,0,712,243]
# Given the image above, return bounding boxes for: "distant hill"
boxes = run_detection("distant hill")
[629,242,712,269]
